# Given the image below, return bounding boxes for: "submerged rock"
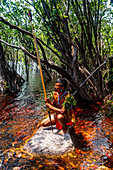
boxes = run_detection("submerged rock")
[23,126,73,155]
[96,165,111,170]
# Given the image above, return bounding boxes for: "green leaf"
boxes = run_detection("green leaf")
[62,94,77,110]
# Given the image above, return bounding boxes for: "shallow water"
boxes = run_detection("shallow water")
[0,63,112,169]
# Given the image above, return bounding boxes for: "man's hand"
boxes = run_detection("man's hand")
[45,103,65,115]
[45,98,51,104]
[60,107,65,114]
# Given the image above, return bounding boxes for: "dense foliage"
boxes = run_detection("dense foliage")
[0,0,113,100]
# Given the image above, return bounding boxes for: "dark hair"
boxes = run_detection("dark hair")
[56,78,67,89]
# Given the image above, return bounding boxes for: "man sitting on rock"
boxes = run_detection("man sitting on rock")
[41,78,73,135]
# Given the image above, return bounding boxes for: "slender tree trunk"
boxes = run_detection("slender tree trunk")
[108,56,113,90]
[0,42,25,94]
[24,53,29,82]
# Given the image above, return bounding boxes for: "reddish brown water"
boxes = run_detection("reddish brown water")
[0,69,112,169]
[0,92,112,169]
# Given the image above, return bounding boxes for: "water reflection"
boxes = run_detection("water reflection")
[16,61,57,111]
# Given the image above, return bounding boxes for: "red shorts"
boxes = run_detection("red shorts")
[55,114,72,130]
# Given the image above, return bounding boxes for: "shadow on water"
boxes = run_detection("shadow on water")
[0,62,113,169]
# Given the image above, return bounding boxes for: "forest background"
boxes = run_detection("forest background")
[0,0,113,100]
[0,1,113,169]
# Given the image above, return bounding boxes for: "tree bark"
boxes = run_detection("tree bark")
[0,41,25,94]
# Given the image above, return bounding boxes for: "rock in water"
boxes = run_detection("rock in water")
[96,166,111,170]
[23,126,73,155]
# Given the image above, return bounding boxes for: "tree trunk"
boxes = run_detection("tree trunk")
[0,42,25,94]
[108,56,113,90]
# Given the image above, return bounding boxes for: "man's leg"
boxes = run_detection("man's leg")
[41,114,55,127]
[57,114,68,134]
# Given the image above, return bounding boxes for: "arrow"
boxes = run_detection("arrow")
[28,10,53,132]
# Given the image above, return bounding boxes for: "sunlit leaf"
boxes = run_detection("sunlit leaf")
[38,164,43,168]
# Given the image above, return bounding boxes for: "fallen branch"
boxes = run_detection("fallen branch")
[19,44,37,61]
[0,16,64,64]
[0,39,71,81]
[72,57,110,96]
[0,39,20,49]
[0,39,74,82]
[0,39,37,60]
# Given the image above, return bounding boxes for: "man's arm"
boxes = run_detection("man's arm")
[46,103,65,114]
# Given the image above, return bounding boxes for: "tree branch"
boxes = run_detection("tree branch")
[0,16,73,69]
[0,38,74,84]
[0,39,20,49]
[72,57,110,96]
[0,16,66,62]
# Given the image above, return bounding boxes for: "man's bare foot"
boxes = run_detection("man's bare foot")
[58,128,68,135]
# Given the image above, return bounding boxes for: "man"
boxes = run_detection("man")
[41,78,73,135]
